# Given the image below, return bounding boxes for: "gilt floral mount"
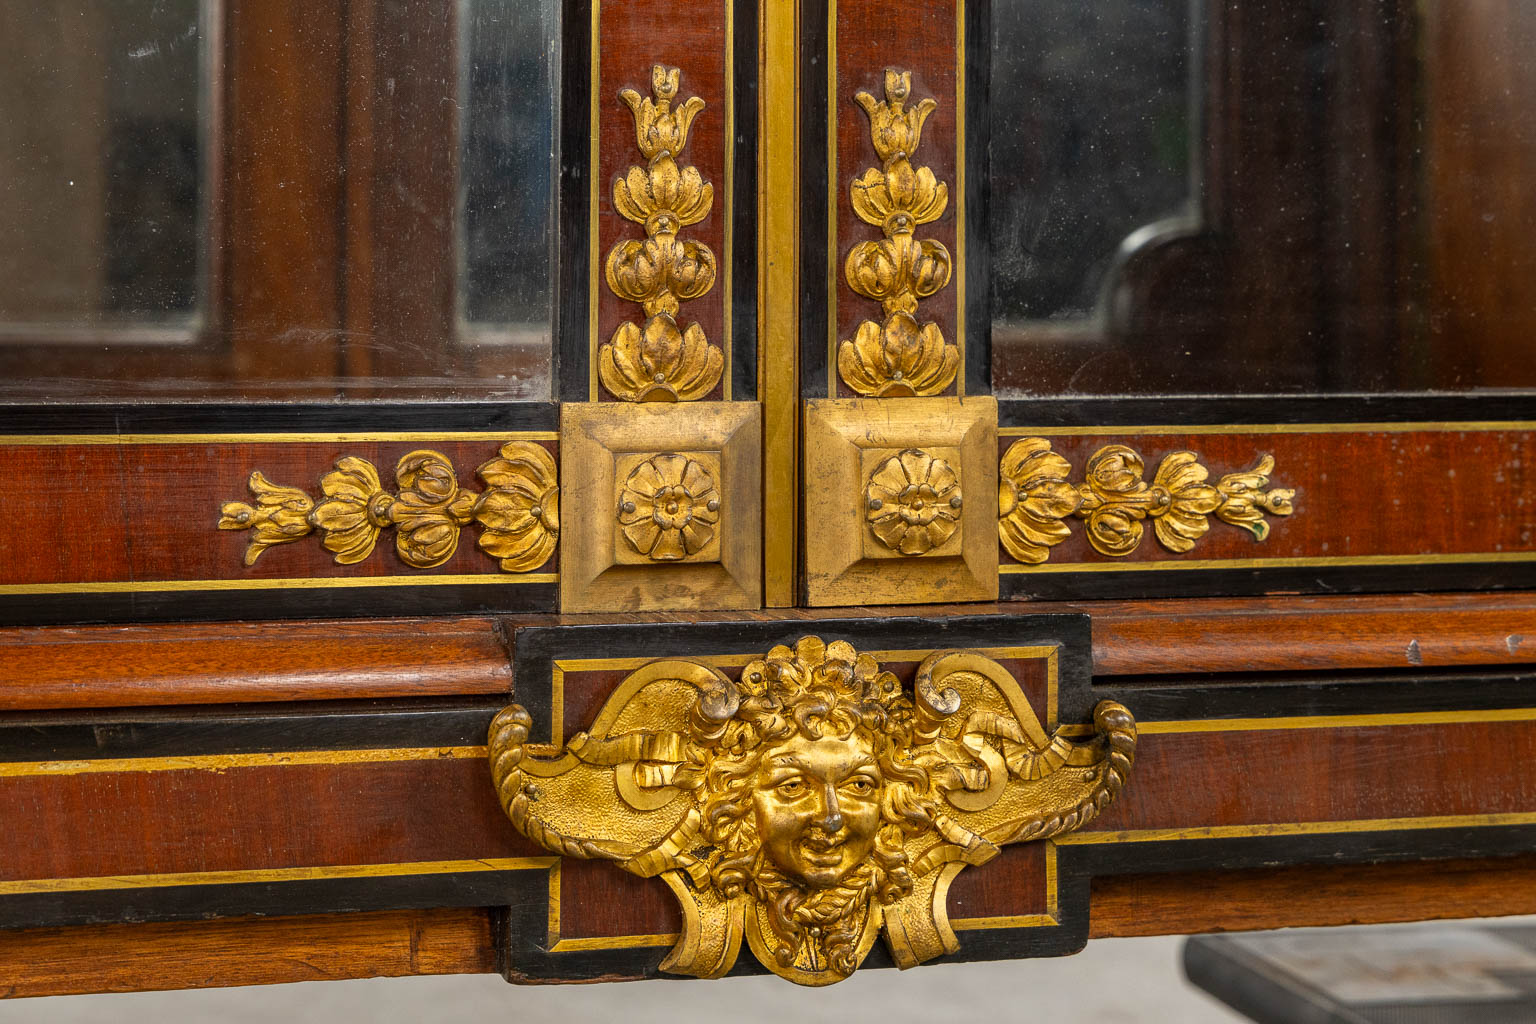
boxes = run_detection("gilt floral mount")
[489,636,1135,985]
[998,439,1295,564]
[218,443,558,573]
[839,69,960,398]
[600,64,723,402]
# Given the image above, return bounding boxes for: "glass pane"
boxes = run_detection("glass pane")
[459,0,557,345]
[0,0,203,333]
[990,0,1191,326]
[990,0,1536,396]
[0,0,560,402]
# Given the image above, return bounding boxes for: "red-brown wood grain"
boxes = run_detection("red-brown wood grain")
[1083,718,1536,835]
[0,439,557,586]
[1088,592,1536,676]
[997,428,1536,566]
[1089,855,1536,938]
[595,0,731,401]
[0,593,1531,710]
[833,0,959,398]
[0,758,539,883]
[0,908,495,998]
[0,617,513,711]
[7,856,1535,998]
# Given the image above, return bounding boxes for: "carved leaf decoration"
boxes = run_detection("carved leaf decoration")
[620,65,705,160]
[844,236,952,313]
[837,313,959,398]
[486,638,1136,987]
[613,159,714,231]
[839,69,960,398]
[997,440,1297,563]
[599,317,723,403]
[219,442,559,574]
[387,450,476,569]
[853,69,937,164]
[1215,455,1297,541]
[998,438,1081,565]
[218,472,315,566]
[1149,452,1222,554]
[604,235,717,315]
[310,456,393,565]
[601,64,722,403]
[474,442,559,573]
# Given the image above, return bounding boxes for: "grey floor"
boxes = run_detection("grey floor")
[0,935,1246,1023]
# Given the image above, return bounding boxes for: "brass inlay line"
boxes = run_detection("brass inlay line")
[0,746,488,779]
[999,421,1536,437]
[1001,552,1536,574]
[826,0,839,397]
[1140,708,1536,735]
[955,0,966,397]
[760,0,800,605]
[0,431,559,446]
[588,0,601,401]
[951,914,1058,930]
[0,574,555,596]
[0,857,555,897]
[723,0,734,401]
[1056,812,1536,846]
[551,933,682,952]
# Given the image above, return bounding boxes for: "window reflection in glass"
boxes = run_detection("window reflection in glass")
[989,0,1191,328]
[0,0,204,334]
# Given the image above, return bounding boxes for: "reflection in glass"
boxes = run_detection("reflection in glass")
[990,0,1536,395]
[0,0,203,333]
[990,0,1191,327]
[459,0,557,344]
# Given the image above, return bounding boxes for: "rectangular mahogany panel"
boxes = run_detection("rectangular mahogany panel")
[1080,718,1536,835]
[999,426,1536,568]
[0,439,555,585]
[0,757,538,884]
[593,0,731,401]
[830,0,960,398]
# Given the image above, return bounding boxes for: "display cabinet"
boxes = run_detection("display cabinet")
[1,0,1534,995]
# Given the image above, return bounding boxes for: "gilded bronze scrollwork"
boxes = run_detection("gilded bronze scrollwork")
[218,442,559,572]
[599,64,723,403]
[998,438,1296,563]
[839,69,959,398]
[488,636,1135,985]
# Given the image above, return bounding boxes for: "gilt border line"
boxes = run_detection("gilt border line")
[0,574,554,596]
[0,431,559,446]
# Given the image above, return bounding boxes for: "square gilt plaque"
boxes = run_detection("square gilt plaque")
[560,402,761,612]
[803,397,998,606]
